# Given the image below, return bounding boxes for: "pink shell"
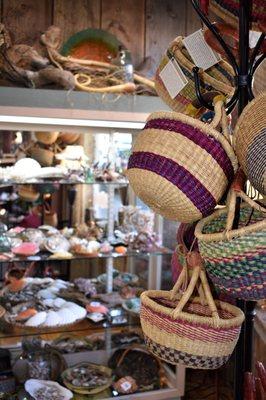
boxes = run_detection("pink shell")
[12,242,39,256]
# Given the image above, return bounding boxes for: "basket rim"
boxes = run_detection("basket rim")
[141,292,244,328]
[195,203,266,243]
[145,111,238,174]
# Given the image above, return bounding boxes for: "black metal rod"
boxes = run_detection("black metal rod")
[190,0,239,76]
[249,33,265,74]
[193,67,214,110]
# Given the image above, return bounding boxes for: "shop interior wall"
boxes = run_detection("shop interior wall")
[0,0,201,69]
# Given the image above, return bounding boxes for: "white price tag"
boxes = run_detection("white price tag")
[159,58,188,99]
[121,381,132,391]
[183,29,221,71]
[249,30,262,48]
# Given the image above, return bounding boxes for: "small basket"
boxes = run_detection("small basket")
[127,97,238,222]
[18,185,40,202]
[140,253,244,369]
[155,36,234,115]
[59,132,80,144]
[195,170,266,301]
[209,0,266,31]
[62,362,112,395]
[30,146,54,167]
[234,92,266,195]
[35,132,59,145]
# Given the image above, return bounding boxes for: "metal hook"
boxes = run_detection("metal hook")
[193,67,239,113]
[190,0,239,76]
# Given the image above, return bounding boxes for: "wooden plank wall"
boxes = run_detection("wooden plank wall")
[0,0,200,68]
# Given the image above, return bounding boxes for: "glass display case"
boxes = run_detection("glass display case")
[0,89,185,399]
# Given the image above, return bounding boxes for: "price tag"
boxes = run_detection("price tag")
[159,58,188,99]
[183,29,221,71]
[249,30,262,48]
[121,381,132,391]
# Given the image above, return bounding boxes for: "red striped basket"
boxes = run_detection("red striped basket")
[127,97,238,223]
[209,0,266,31]
[140,252,244,369]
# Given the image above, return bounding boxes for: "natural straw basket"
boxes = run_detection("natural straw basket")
[35,132,59,145]
[140,252,244,369]
[127,97,238,223]
[155,36,234,115]
[234,92,266,195]
[209,0,266,31]
[195,170,266,301]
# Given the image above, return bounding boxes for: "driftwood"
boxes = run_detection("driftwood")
[0,24,75,89]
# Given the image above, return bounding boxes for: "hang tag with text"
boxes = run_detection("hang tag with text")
[183,29,221,71]
[159,58,188,99]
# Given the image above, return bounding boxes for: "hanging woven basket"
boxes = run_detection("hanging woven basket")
[209,0,266,31]
[127,97,238,223]
[155,36,235,115]
[195,170,266,301]
[234,92,266,195]
[140,252,244,369]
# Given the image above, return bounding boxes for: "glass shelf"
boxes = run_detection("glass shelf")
[0,179,129,186]
[0,247,173,264]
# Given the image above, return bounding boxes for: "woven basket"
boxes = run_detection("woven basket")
[127,97,238,223]
[195,171,266,301]
[30,146,54,167]
[140,252,244,369]
[155,36,234,115]
[209,0,266,31]
[35,132,59,145]
[234,92,266,195]
[59,132,80,144]
[18,185,40,202]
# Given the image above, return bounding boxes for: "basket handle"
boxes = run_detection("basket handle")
[210,95,231,143]
[116,344,163,374]
[170,252,219,321]
[226,169,266,232]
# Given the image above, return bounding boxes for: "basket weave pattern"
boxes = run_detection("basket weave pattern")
[210,0,265,30]
[127,109,237,222]
[197,207,266,300]
[155,37,234,114]
[235,93,266,195]
[140,263,244,369]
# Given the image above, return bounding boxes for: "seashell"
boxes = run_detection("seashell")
[44,310,63,327]
[42,298,54,307]
[57,308,76,325]
[63,302,86,319]
[49,286,60,294]
[25,311,47,327]
[38,289,57,299]
[25,379,73,400]
[15,308,37,322]
[53,298,66,308]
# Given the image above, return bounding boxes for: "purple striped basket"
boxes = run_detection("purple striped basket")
[127,103,238,223]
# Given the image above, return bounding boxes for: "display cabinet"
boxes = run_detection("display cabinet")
[0,88,185,399]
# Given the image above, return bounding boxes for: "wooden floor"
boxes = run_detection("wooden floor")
[184,368,234,400]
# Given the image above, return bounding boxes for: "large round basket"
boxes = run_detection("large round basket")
[140,259,244,369]
[127,99,238,223]
[155,36,234,115]
[234,92,266,195]
[195,174,266,301]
